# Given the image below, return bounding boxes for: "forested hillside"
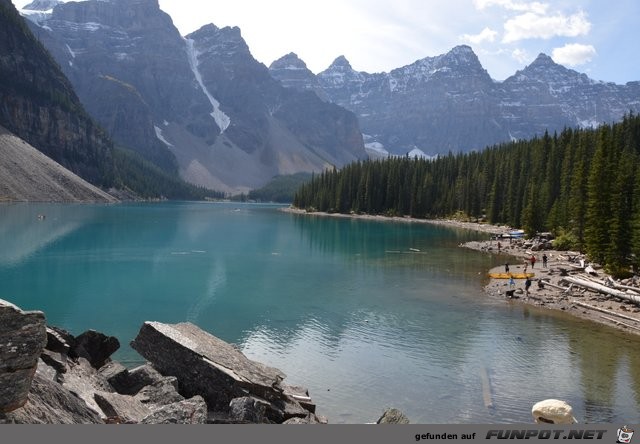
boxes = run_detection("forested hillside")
[294,114,640,275]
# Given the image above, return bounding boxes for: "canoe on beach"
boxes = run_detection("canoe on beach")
[488,272,535,279]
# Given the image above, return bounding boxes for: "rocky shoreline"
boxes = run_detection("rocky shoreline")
[462,236,640,337]
[0,299,328,424]
[284,208,640,337]
[1,298,414,425]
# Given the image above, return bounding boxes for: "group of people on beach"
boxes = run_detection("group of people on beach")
[504,253,549,295]
[522,253,548,272]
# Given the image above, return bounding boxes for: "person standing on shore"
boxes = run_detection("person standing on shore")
[505,263,510,273]
[525,277,532,295]
[542,254,548,268]
[530,255,536,269]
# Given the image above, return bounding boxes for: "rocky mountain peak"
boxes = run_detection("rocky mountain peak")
[188,24,250,57]
[327,55,353,71]
[49,0,170,30]
[19,0,62,23]
[532,52,556,65]
[318,55,365,89]
[22,0,62,11]
[269,52,326,98]
[441,45,484,68]
[510,52,593,89]
[521,53,567,76]
[269,52,308,71]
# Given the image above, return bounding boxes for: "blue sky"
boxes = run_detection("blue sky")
[14,0,639,83]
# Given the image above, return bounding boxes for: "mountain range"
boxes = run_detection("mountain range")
[270,47,640,157]
[22,0,365,194]
[14,0,640,194]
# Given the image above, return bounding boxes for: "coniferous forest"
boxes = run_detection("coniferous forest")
[294,114,640,276]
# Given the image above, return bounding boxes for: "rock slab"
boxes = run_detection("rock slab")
[0,299,47,413]
[131,322,288,410]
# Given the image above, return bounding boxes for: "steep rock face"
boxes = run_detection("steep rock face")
[179,24,365,192]
[26,1,366,193]
[26,0,197,173]
[188,24,365,169]
[270,46,640,156]
[0,0,115,186]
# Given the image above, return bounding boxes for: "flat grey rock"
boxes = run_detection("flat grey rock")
[131,322,287,411]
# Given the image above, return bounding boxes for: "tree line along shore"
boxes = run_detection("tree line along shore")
[293,114,640,279]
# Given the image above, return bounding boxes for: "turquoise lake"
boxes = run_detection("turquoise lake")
[1,202,639,424]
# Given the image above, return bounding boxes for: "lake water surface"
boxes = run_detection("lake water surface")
[1,202,639,424]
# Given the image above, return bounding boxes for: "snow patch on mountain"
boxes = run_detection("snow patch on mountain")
[408,148,430,159]
[154,125,173,147]
[20,8,55,24]
[578,119,599,129]
[65,44,76,58]
[364,141,387,153]
[185,38,231,134]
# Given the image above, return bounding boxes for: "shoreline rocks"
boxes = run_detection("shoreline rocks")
[130,321,320,424]
[0,299,324,424]
[0,300,47,413]
[462,237,640,336]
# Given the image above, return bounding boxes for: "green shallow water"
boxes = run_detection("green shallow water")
[1,202,639,424]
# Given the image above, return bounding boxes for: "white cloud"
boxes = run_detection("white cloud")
[473,0,548,14]
[511,48,530,63]
[503,10,591,43]
[460,27,498,44]
[552,43,596,66]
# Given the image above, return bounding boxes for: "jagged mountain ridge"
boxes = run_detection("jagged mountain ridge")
[25,0,366,193]
[270,47,640,156]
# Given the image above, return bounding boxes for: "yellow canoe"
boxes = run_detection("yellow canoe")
[488,273,535,279]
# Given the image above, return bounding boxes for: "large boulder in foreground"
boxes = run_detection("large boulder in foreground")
[0,299,47,413]
[130,322,288,411]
